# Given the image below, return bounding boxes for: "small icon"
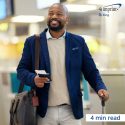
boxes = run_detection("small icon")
[99,3,122,13]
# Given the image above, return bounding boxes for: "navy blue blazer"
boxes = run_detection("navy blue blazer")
[17,28,107,119]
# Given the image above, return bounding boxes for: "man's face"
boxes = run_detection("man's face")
[47,5,68,32]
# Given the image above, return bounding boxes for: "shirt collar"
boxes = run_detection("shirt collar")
[46,29,66,40]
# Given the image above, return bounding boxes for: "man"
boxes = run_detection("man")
[17,3,109,125]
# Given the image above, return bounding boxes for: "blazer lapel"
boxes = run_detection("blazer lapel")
[40,29,51,74]
[65,32,71,84]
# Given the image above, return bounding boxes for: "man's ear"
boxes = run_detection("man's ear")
[66,16,69,25]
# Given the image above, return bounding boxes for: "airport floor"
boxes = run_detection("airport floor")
[81,93,102,125]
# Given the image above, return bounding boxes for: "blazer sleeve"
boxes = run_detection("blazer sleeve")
[81,38,107,93]
[17,38,36,88]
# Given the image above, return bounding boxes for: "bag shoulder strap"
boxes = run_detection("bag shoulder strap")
[18,35,40,93]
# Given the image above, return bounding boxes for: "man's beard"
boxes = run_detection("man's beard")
[47,19,64,32]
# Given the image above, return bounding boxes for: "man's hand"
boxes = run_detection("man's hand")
[34,75,49,88]
[98,89,109,101]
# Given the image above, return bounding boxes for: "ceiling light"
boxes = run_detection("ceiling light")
[65,4,97,12]
[11,15,45,23]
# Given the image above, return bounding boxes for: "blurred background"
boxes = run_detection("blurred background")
[0,0,125,125]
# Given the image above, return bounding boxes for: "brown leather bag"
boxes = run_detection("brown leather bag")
[10,35,40,125]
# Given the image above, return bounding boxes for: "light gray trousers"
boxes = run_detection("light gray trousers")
[37,105,82,125]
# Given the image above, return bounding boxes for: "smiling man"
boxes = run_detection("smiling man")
[17,3,109,125]
[47,3,69,38]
